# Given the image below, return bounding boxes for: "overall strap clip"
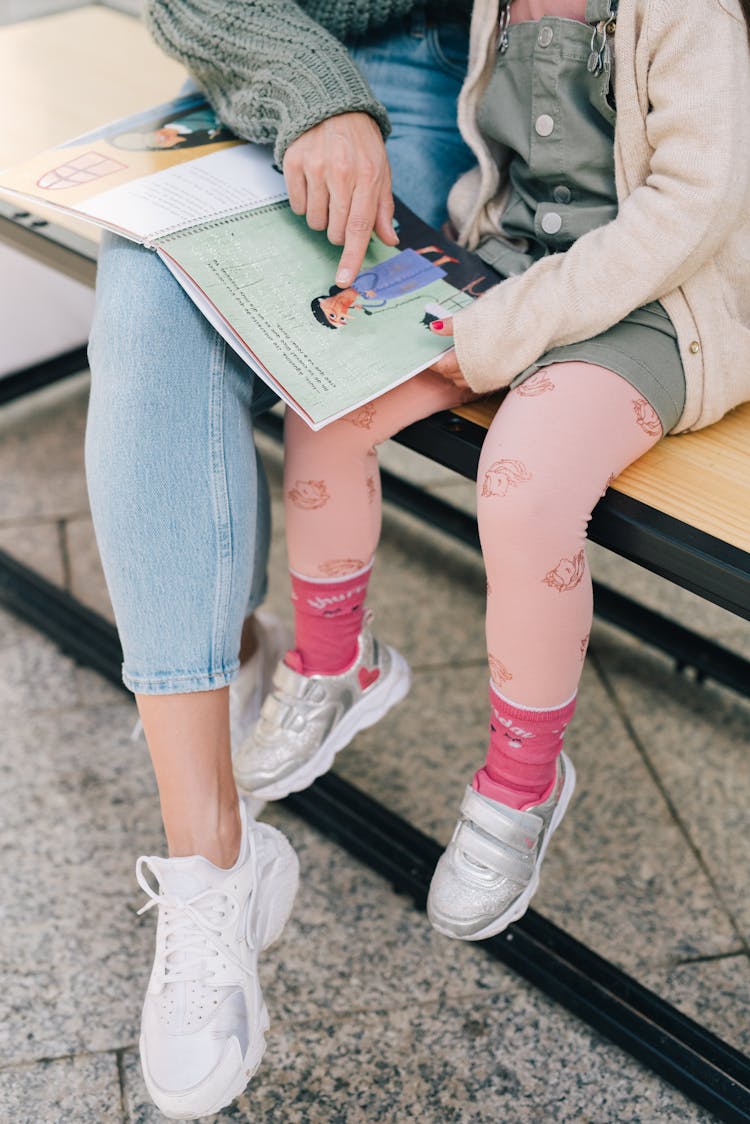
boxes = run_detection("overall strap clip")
[586,0,617,76]
[497,0,512,53]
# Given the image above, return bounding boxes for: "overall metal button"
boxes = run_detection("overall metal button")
[535,113,555,137]
[538,25,554,47]
[553,184,572,203]
[541,212,562,235]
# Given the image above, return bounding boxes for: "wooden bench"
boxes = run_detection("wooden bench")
[2,7,749,1121]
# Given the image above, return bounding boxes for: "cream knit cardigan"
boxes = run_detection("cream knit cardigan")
[449,0,750,433]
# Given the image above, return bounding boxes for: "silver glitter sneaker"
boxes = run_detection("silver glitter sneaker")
[233,625,411,800]
[427,753,575,941]
[229,610,292,756]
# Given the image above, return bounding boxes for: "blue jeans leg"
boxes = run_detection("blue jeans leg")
[86,20,473,693]
[86,234,275,693]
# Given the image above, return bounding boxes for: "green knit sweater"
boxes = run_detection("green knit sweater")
[144,1,473,164]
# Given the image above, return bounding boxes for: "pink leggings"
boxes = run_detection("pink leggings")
[284,362,663,708]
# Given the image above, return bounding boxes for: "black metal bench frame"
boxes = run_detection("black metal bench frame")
[1,217,749,1122]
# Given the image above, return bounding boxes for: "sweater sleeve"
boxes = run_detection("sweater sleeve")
[143,0,396,165]
[453,0,750,393]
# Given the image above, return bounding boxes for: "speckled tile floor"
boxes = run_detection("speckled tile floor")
[1,372,749,1123]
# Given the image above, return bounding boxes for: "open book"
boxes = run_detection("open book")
[0,94,498,429]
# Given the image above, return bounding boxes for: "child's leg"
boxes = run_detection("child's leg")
[479,364,661,707]
[428,361,665,941]
[283,370,471,672]
[476,362,663,806]
[233,371,471,798]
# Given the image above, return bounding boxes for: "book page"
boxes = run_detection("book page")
[81,146,286,242]
[158,202,474,428]
[0,95,285,242]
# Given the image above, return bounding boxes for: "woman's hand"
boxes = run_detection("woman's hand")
[429,318,471,391]
[283,112,399,288]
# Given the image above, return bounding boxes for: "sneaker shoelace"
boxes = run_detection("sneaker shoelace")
[135,836,259,985]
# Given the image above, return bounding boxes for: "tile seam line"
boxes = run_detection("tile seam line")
[115,1046,128,1124]
[673,948,750,967]
[0,1042,137,1074]
[588,643,750,957]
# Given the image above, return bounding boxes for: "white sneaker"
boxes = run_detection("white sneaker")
[136,798,299,1119]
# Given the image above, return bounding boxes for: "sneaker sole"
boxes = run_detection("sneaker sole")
[429,758,577,942]
[239,647,412,800]
[140,825,299,1119]
[140,1001,270,1120]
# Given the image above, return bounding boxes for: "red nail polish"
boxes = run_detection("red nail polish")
[431,320,444,331]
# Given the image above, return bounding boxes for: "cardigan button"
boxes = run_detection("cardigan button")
[689,340,700,354]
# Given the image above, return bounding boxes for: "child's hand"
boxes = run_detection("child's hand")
[429,318,470,391]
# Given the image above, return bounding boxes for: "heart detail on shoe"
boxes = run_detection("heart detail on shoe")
[358,666,380,691]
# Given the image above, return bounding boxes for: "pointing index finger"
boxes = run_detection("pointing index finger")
[334,181,382,286]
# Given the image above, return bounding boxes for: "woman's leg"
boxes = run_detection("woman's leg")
[87,234,300,1119]
[86,233,272,863]
[428,362,665,941]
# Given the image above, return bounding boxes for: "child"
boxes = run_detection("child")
[234,0,750,941]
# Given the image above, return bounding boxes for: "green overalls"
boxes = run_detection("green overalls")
[475,0,686,432]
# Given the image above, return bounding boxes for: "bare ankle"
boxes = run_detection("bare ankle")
[166,798,243,868]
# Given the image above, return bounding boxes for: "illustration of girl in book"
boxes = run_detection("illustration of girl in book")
[110,104,235,152]
[310,245,457,328]
[35,105,237,191]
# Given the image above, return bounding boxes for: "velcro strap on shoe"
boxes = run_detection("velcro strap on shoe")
[460,786,542,852]
[455,821,534,882]
[272,660,311,697]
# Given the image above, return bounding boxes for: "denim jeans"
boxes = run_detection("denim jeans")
[86,13,474,693]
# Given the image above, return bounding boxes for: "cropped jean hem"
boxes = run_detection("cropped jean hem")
[123,660,240,696]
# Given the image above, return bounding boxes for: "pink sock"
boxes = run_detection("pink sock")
[288,563,372,675]
[473,683,577,811]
